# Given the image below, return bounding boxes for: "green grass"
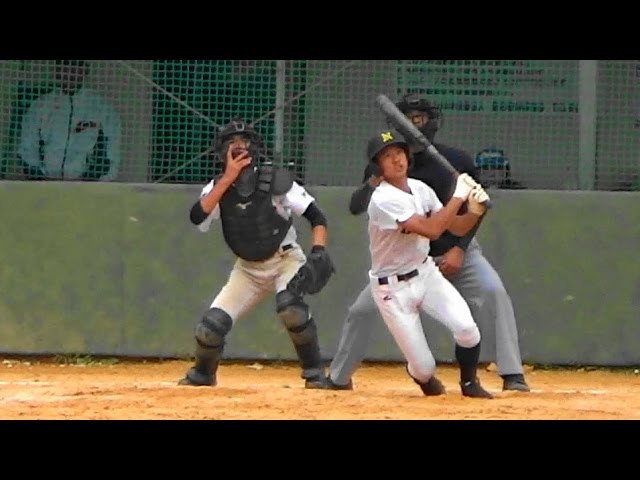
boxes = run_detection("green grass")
[526,363,640,374]
[51,354,120,366]
[0,355,639,373]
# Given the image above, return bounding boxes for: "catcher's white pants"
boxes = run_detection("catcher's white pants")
[370,258,480,384]
[211,243,307,323]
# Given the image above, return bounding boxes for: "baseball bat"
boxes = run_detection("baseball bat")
[375,93,492,209]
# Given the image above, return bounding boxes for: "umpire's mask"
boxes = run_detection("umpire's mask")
[395,93,443,143]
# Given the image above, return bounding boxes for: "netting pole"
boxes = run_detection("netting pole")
[579,60,597,190]
[274,60,286,167]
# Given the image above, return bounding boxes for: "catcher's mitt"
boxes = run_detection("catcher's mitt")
[286,246,336,296]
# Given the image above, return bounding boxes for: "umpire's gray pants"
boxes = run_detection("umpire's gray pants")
[328,238,524,385]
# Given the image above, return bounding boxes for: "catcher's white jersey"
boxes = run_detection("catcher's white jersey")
[197,178,314,247]
[195,177,315,320]
[367,178,442,278]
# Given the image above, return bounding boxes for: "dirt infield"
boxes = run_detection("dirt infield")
[1,358,639,419]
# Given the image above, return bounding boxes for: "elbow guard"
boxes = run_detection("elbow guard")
[302,203,327,228]
[349,183,374,215]
[190,200,208,225]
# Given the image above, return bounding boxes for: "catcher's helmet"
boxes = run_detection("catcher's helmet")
[213,118,266,198]
[367,129,410,163]
[213,118,265,160]
[395,93,442,142]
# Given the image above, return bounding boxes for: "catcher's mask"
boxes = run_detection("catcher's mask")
[366,129,412,175]
[213,118,265,197]
[395,93,443,143]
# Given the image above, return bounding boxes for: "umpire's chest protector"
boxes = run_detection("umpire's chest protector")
[219,168,293,262]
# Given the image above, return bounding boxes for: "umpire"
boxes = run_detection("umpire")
[327,93,530,393]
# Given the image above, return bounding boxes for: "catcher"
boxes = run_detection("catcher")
[178,118,335,389]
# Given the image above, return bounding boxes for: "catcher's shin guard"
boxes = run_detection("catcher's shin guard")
[276,290,327,387]
[179,308,233,386]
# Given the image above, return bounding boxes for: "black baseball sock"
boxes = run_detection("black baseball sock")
[455,343,481,384]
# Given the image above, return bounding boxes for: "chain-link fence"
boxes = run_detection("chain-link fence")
[0,60,638,190]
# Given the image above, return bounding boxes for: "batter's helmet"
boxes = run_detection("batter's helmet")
[395,93,443,142]
[367,129,411,164]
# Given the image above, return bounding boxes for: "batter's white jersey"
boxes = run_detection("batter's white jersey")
[196,177,314,247]
[366,178,480,384]
[367,178,442,278]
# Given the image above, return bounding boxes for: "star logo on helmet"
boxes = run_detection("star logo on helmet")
[381,132,394,142]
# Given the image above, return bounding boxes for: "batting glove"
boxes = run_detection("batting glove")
[468,186,490,215]
[453,173,476,200]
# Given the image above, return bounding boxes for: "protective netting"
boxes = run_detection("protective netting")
[596,61,640,191]
[0,60,638,190]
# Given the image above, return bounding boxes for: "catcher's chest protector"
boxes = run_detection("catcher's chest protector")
[219,176,292,262]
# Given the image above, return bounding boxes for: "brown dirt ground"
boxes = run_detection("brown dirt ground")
[1,358,639,420]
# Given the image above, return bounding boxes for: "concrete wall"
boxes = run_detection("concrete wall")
[0,181,638,365]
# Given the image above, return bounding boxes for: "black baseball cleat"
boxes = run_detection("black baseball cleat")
[502,374,530,392]
[418,376,446,396]
[460,378,494,399]
[304,374,332,390]
[326,376,354,391]
[178,367,216,387]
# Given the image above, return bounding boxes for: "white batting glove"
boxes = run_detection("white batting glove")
[468,186,490,215]
[453,173,476,200]
[463,174,480,189]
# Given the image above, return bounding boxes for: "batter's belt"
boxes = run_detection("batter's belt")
[375,257,428,285]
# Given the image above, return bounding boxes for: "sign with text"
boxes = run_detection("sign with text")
[397,60,578,114]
